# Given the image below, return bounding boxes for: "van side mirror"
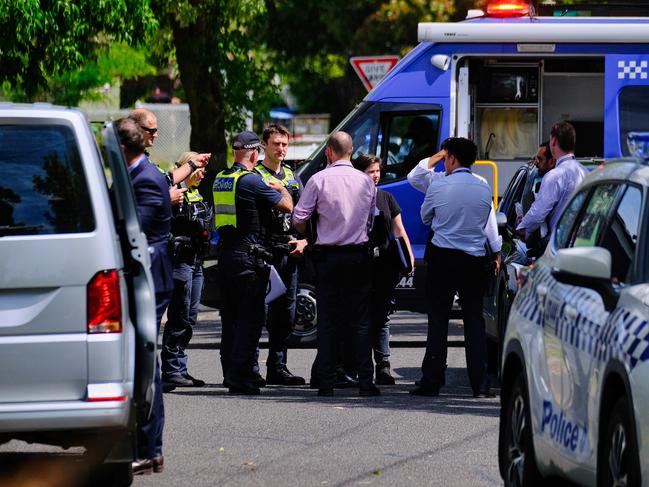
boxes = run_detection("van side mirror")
[551,247,618,311]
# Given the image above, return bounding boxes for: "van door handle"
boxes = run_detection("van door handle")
[565,305,578,321]
[537,284,548,297]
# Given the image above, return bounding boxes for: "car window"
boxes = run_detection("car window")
[380,113,440,183]
[599,185,642,284]
[554,190,589,249]
[573,183,620,248]
[0,124,95,236]
[619,86,649,157]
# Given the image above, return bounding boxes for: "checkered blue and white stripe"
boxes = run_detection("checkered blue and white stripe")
[617,60,648,80]
[513,263,649,371]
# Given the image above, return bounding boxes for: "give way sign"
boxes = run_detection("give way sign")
[350,55,400,92]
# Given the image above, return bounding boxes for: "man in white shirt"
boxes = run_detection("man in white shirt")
[516,121,587,243]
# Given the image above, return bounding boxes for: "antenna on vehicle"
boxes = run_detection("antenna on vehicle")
[485,133,496,160]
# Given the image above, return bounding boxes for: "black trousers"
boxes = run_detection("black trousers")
[218,249,269,384]
[421,245,489,392]
[314,246,373,389]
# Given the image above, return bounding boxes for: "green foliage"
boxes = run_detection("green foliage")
[0,0,157,98]
[154,0,280,133]
[266,0,455,123]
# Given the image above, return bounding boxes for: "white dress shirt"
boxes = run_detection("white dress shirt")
[409,158,502,255]
[516,154,587,239]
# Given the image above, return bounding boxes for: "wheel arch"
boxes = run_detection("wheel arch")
[597,360,641,483]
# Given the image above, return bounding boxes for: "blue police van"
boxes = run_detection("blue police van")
[296,1,649,318]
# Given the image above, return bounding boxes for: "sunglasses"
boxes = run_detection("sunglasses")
[141,126,158,135]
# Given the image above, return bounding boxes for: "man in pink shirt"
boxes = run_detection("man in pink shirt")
[293,132,378,397]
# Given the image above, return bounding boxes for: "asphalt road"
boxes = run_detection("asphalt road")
[0,310,504,487]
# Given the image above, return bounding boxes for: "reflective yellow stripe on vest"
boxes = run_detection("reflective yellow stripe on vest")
[254,164,300,191]
[212,168,252,229]
[184,187,203,204]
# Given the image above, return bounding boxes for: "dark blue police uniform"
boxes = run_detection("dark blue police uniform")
[214,162,280,394]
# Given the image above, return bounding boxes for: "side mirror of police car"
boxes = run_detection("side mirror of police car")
[551,247,619,311]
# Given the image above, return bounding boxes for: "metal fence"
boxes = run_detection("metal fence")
[82,102,192,169]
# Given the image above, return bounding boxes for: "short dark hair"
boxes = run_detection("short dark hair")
[539,140,552,160]
[352,153,382,172]
[262,123,290,143]
[441,137,477,167]
[116,118,145,152]
[550,121,576,152]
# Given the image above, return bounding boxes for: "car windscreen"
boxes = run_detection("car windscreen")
[0,124,95,236]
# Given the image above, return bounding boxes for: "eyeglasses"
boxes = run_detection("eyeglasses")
[141,126,158,135]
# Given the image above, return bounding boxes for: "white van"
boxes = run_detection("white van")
[0,104,158,486]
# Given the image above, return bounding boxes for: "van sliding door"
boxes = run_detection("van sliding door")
[604,54,649,157]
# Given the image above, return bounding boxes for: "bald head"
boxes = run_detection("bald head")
[129,108,158,148]
[326,131,353,162]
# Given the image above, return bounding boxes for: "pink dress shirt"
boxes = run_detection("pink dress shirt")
[293,160,376,245]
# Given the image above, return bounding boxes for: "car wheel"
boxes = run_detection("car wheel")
[597,396,640,487]
[500,372,542,487]
[291,283,317,343]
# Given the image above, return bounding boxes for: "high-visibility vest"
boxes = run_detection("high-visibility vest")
[184,187,203,204]
[212,167,252,229]
[254,164,300,193]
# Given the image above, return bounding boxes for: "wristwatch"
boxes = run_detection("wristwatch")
[188,160,198,171]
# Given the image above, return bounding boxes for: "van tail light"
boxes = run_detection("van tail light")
[486,0,530,17]
[87,269,122,333]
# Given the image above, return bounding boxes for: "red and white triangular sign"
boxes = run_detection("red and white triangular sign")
[350,55,400,92]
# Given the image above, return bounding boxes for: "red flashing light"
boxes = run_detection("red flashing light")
[87,269,122,333]
[487,0,530,17]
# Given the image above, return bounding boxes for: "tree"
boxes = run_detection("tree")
[265,0,456,126]
[0,1,156,99]
[153,0,281,201]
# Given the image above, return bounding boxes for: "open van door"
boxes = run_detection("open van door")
[605,54,649,157]
[101,122,157,422]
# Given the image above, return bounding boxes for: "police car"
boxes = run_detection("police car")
[498,136,649,486]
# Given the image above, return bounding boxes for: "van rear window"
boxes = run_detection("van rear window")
[619,86,649,156]
[0,124,95,236]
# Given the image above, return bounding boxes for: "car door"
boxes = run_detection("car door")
[528,187,590,458]
[561,183,642,476]
[101,122,158,420]
[547,183,625,472]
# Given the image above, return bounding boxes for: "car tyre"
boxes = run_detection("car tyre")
[499,371,542,487]
[597,396,640,487]
[289,283,317,344]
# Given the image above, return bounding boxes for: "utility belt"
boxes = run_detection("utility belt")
[265,234,293,255]
[217,239,273,268]
[170,236,205,265]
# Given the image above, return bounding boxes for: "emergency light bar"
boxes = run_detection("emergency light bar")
[418,22,649,44]
[486,1,530,17]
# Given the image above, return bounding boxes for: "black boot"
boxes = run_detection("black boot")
[375,361,395,385]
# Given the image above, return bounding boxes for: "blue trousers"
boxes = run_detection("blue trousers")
[370,257,399,365]
[161,259,203,378]
[138,291,170,459]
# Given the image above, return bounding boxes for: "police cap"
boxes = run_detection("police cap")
[232,131,261,150]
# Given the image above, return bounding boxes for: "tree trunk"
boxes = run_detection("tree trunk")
[172,15,227,206]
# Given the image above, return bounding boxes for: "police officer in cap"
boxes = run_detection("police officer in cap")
[253,124,307,386]
[214,130,293,395]
[161,151,213,389]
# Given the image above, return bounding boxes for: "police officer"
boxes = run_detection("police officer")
[214,131,293,395]
[252,124,307,386]
[161,151,213,389]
